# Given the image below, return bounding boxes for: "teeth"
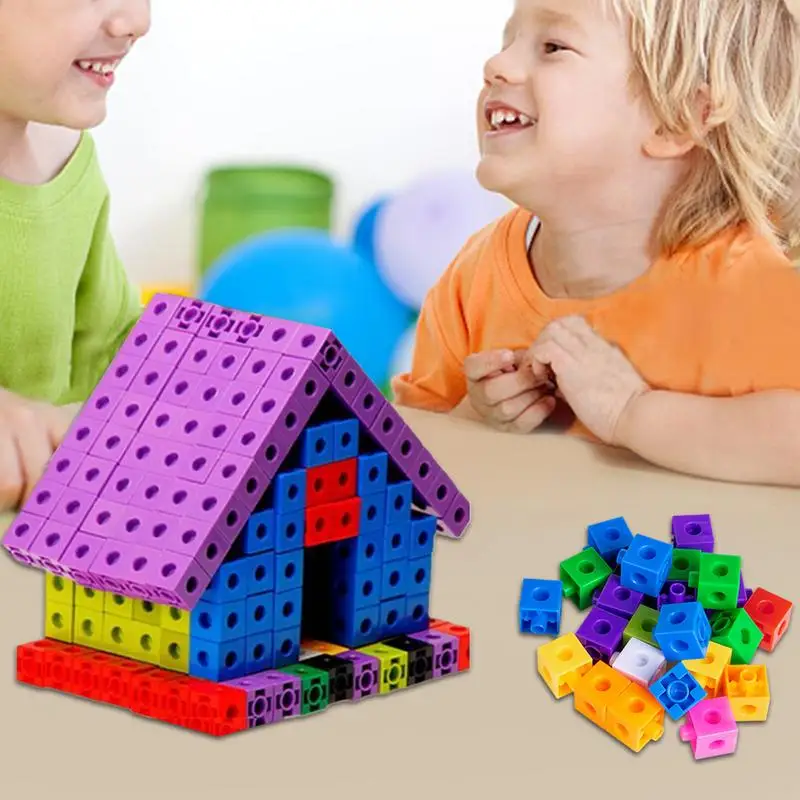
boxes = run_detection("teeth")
[519,113,532,126]
[77,60,119,75]
[489,108,536,130]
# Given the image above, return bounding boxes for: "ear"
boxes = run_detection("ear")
[644,84,712,160]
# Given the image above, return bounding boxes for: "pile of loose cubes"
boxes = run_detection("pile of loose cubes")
[519,515,793,758]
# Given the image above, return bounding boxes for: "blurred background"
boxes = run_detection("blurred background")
[93,0,515,396]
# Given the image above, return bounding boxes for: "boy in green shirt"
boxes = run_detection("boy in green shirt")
[0,0,151,512]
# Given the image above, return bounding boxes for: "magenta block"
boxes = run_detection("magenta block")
[68,454,115,495]
[121,319,162,360]
[141,293,183,327]
[153,516,229,576]
[206,343,251,381]
[129,474,176,514]
[2,512,45,564]
[59,532,106,584]
[139,401,188,439]
[246,385,301,426]
[43,448,84,486]
[161,369,198,408]
[121,432,219,484]
[229,313,268,347]
[198,306,238,341]
[351,381,383,427]
[265,356,328,410]
[671,514,715,553]
[247,317,302,354]
[217,381,259,418]
[679,697,738,760]
[149,328,193,366]
[88,422,136,463]
[184,374,228,414]
[178,337,222,375]
[204,452,270,502]
[82,384,124,422]
[129,358,173,398]
[101,465,144,504]
[284,324,344,377]
[238,349,280,385]
[336,651,380,700]
[185,411,237,451]
[168,297,216,334]
[409,630,460,677]
[331,355,367,407]
[28,520,78,567]
[389,425,424,476]
[61,416,103,454]
[102,353,144,390]
[223,673,277,726]
[83,498,142,541]
[21,479,67,519]
[108,392,156,430]
[368,402,404,452]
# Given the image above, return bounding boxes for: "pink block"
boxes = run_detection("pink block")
[82,497,144,542]
[108,392,156,430]
[265,356,328,409]
[149,327,193,366]
[253,317,302,353]
[120,319,162,360]
[88,422,136,463]
[284,323,344,377]
[28,520,78,570]
[82,384,124,422]
[1,512,45,564]
[206,342,251,381]
[100,465,144,504]
[679,697,738,760]
[43,448,85,486]
[67,454,115,495]
[20,479,67,519]
[140,293,183,327]
[204,452,269,502]
[232,348,278,385]
[59,532,106,584]
[61,416,104,454]
[103,352,145,390]
[121,431,219,484]
[168,297,217,334]
[217,380,259,418]
[177,338,223,375]
[129,358,173,398]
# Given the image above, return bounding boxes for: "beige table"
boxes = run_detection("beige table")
[1,407,797,798]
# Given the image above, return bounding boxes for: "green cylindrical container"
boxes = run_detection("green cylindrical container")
[197,164,335,278]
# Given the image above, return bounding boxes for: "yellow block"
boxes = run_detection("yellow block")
[161,604,190,634]
[140,284,192,305]
[45,600,75,644]
[537,633,593,699]
[160,632,190,674]
[683,641,732,697]
[74,584,105,612]
[358,643,408,694]
[605,682,665,752]
[721,664,770,722]
[104,593,134,619]
[74,606,105,650]
[102,615,134,656]
[132,599,163,627]
[127,621,162,666]
[301,639,348,656]
[45,574,75,607]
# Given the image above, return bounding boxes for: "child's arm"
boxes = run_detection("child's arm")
[616,390,800,486]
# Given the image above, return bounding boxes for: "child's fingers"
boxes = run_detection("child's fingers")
[15,420,54,504]
[0,435,24,510]
[480,368,547,407]
[506,394,558,434]
[464,349,516,382]
[490,387,552,425]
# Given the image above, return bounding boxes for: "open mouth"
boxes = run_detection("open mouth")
[485,105,537,133]
[76,59,121,76]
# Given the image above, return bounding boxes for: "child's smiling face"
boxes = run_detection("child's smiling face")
[0,0,151,131]
[476,0,659,217]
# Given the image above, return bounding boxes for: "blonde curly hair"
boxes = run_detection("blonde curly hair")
[605,0,800,256]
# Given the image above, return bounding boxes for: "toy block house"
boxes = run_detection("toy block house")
[4,295,471,735]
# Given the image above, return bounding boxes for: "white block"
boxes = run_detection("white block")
[609,637,667,687]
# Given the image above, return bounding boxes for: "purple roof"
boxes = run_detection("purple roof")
[2,295,469,610]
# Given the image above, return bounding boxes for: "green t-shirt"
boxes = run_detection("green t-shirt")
[0,132,141,406]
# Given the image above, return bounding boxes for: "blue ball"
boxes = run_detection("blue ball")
[200,229,413,388]
[352,196,390,264]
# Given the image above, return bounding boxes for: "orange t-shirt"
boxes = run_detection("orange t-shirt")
[391,207,800,434]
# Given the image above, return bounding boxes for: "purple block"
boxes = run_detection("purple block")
[336,651,380,700]
[737,573,748,608]
[427,469,459,518]
[82,385,124,422]
[284,324,344,377]
[222,673,277,726]
[369,403,404,452]
[256,671,302,720]
[389,425,424,475]
[59,532,106,584]
[121,319,162,360]
[436,491,470,539]
[406,447,440,500]
[141,293,183,327]
[88,422,136,463]
[139,401,188,439]
[154,516,229,576]
[21,478,67,518]
[657,580,696,610]
[168,297,216,334]
[217,381,259,418]
[108,392,157,430]
[197,306,239,342]
[61,416,103,454]
[593,573,644,618]
[178,337,222,375]
[28,520,78,569]
[351,381,383,427]
[129,358,173,398]
[68,454,115,495]
[265,356,328,410]
[130,474,177,514]
[238,349,280,385]
[102,353,144,390]
[409,630,460,677]
[671,514,715,553]
[576,606,627,663]
[149,328,193,365]
[83,498,140,541]
[161,369,198,407]
[206,343,251,381]
[331,355,367,408]
[43,448,85,486]
[228,313,269,348]
[121,432,219,484]
[204,452,269,499]
[248,317,302,354]
[46,486,95,529]
[2,512,45,564]
[101,465,145,504]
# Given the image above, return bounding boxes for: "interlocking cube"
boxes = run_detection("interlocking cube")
[710,609,763,664]
[592,574,643,619]
[683,641,733,698]
[575,606,627,662]
[743,587,793,652]
[519,578,562,635]
[586,516,633,564]
[618,535,672,598]
[679,697,738,760]
[573,660,631,727]
[654,602,710,660]
[560,547,611,610]
[609,637,667,687]
[657,580,696,610]
[668,548,702,582]
[671,514,715,553]
[605,681,665,753]
[689,553,742,611]
[721,664,770,722]
[650,663,706,720]
[537,633,593,699]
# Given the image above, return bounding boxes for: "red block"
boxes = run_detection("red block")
[16,639,71,688]
[306,459,357,507]
[744,588,793,652]
[305,497,361,547]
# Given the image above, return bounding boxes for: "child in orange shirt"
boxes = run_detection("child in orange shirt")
[392,0,800,487]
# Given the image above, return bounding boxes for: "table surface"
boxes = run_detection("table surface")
[1,407,797,798]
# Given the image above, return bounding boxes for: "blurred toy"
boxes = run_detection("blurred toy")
[352,196,390,264]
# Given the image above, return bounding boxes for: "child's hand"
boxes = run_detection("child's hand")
[525,316,650,444]
[463,349,557,433]
[0,391,77,510]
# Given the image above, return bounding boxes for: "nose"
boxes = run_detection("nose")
[106,0,152,41]
[483,43,527,87]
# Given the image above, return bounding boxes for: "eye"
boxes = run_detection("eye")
[544,41,568,54]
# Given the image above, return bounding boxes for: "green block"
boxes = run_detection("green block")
[278,664,330,714]
[624,605,659,648]
[668,549,701,582]
[710,609,763,664]
[559,548,611,609]
[689,553,741,611]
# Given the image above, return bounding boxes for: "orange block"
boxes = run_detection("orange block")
[605,682,665,752]
[721,664,770,722]
[573,661,631,727]
[301,639,349,656]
